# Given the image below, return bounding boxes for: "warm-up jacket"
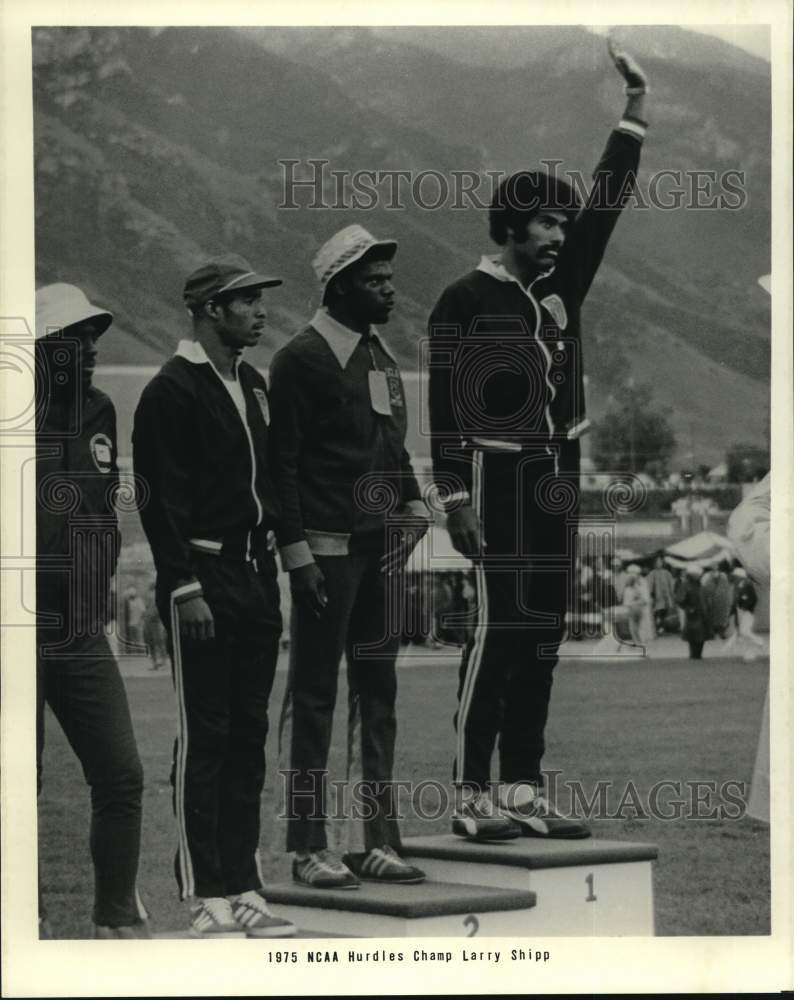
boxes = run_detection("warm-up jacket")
[428,116,647,506]
[268,308,422,570]
[36,338,121,637]
[132,340,280,601]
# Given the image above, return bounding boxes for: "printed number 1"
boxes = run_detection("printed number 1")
[464,914,479,936]
[585,872,597,902]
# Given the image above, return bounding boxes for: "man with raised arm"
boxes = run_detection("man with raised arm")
[428,41,649,841]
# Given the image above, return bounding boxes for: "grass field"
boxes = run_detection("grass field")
[37,653,770,939]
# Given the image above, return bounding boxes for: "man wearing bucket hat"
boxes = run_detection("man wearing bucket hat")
[269,225,430,889]
[35,283,150,938]
[427,39,649,841]
[133,253,295,938]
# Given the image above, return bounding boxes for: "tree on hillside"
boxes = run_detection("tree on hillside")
[591,382,677,477]
[725,442,770,483]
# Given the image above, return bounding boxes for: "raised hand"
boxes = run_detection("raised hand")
[607,37,648,93]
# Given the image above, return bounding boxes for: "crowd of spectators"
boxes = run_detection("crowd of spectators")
[399,555,763,663]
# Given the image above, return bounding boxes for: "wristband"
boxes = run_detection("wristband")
[625,85,648,96]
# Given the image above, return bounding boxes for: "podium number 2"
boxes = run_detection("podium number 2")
[585,873,597,902]
[464,914,479,936]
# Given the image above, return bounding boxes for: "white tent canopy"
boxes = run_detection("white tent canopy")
[663,530,735,566]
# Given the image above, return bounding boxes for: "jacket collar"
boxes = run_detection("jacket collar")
[176,338,239,379]
[310,307,396,370]
[476,254,554,287]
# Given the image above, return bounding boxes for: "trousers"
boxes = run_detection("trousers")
[37,631,145,928]
[282,551,402,853]
[159,551,281,900]
[454,449,576,792]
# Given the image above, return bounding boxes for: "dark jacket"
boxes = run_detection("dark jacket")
[675,577,713,644]
[132,341,280,599]
[428,119,646,505]
[734,578,758,613]
[36,338,121,638]
[268,312,421,569]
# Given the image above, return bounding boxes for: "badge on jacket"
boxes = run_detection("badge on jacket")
[252,387,270,425]
[89,433,113,473]
[384,366,404,409]
[540,293,568,331]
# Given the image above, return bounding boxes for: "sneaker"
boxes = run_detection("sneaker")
[498,784,591,839]
[344,846,426,884]
[94,918,152,939]
[293,849,360,890]
[229,890,296,938]
[452,791,522,842]
[188,897,246,938]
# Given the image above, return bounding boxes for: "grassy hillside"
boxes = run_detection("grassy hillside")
[33,25,770,467]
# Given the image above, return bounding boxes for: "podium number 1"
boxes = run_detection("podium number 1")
[585,873,597,902]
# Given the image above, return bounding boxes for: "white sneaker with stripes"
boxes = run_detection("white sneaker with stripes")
[229,890,297,938]
[293,848,360,889]
[497,783,591,839]
[344,845,426,884]
[188,896,245,938]
[452,790,522,842]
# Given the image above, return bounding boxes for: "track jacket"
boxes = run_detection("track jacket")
[428,114,647,508]
[132,340,279,603]
[36,337,121,637]
[268,308,423,570]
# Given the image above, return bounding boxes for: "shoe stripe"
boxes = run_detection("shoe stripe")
[170,593,195,900]
[455,449,487,784]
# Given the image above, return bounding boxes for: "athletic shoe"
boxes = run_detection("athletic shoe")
[497,784,591,839]
[229,890,296,938]
[94,918,152,939]
[293,849,360,890]
[343,846,426,884]
[452,791,522,842]
[188,897,246,938]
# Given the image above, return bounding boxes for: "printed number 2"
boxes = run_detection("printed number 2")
[464,914,480,936]
[585,873,597,902]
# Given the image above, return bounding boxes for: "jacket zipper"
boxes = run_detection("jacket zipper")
[524,275,559,475]
[212,367,263,558]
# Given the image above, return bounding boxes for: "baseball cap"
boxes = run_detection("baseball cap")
[184,253,282,309]
[312,225,397,300]
[35,283,113,340]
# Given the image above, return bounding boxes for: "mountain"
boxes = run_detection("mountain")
[32,25,770,465]
[367,24,770,75]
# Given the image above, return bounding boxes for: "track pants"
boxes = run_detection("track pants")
[159,551,281,900]
[455,449,576,792]
[282,551,402,854]
[37,632,146,928]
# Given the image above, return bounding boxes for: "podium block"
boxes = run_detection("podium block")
[262,879,537,938]
[402,835,658,936]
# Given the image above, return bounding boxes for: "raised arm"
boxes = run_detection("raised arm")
[562,40,649,301]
